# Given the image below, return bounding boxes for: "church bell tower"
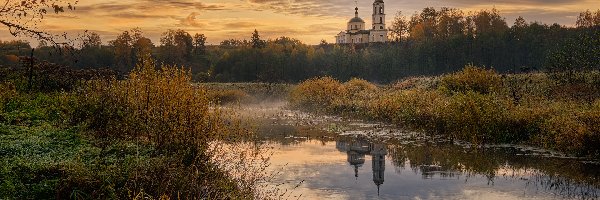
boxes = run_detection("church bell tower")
[370,0,387,42]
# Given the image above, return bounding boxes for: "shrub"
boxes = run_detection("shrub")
[289,76,343,111]
[441,92,513,144]
[578,109,600,156]
[440,65,502,94]
[74,57,229,150]
[67,57,259,198]
[541,113,588,153]
[368,89,445,129]
[341,78,378,96]
[548,71,600,102]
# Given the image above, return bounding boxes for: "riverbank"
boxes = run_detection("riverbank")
[0,59,262,199]
[289,66,600,157]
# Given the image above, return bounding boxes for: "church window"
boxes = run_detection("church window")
[380,17,383,24]
[379,7,383,14]
[380,26,383,29]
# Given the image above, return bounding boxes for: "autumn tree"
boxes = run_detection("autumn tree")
[407,7,440,41]
[193,33,207,54]
[160,29,193,64]
[436,7,465,38]
[251,29,265,49]
[390,11,409,42]
[109,28,153,70]
[576,9,600,28]
[82,32,102,49]
[469,8,508,36]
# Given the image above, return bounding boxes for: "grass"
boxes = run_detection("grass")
[0,57,266,199]
[289,67,600,157]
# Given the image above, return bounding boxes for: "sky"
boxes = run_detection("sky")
[1,0,598,45]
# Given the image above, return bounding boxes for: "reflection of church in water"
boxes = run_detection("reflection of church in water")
[336,139,387,193]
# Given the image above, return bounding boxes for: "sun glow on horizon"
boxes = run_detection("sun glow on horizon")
[1,0,597,45]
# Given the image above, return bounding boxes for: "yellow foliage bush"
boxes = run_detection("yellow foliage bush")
[441,91,513,144]
[440,65,502,94]
[291,70,600,155]
[368,89,445,128]
[75,57,228,150]
[341,78,378,96]
[289,76,343,111]
[541,114,588,153]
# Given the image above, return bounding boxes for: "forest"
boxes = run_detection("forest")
[1,8,598,83]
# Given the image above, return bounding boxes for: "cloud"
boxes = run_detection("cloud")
[245,0,352,17]
[222,22,262,29]
[432,0,588,6]
[180,12,207,28]
[4,0,597,46]
[140,0,227,10]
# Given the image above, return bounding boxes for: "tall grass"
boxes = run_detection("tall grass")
[290,67,600,156]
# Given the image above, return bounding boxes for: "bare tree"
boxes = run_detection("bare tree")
[0,0,78,46]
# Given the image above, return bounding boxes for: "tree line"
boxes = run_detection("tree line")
[1,8,598,83]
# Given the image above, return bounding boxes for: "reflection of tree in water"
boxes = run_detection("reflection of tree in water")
[336,137,387,195]
[386,142,600,199]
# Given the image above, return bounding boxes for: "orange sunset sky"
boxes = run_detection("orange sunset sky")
[1,0,599,45]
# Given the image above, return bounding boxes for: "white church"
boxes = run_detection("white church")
[335,0,388,44]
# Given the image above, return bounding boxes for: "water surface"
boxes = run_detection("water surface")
[238,104,600,200]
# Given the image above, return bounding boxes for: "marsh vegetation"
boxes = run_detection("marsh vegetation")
[289,66,600,156]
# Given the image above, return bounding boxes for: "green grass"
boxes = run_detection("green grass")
[0,92,154,199]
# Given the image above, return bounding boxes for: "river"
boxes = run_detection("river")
[231,102,600,200]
